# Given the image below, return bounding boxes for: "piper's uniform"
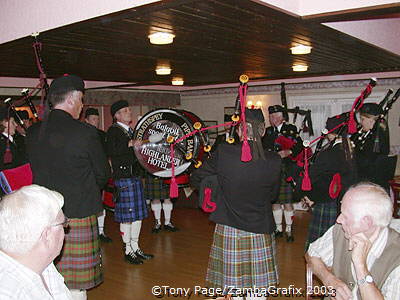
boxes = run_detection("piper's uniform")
[303,115,358,250]
[106,100,153,265]
[262,105,303,242]
[262,122,303,203]
[353,103,393,191]
[26,76,110,300]
[106,123,148,223]
[191,108,281,294]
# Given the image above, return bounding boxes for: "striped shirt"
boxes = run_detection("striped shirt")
[308,223,400,300]
[0,250,72,300]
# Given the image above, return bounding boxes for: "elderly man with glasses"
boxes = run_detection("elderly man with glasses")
[0,184,72,299]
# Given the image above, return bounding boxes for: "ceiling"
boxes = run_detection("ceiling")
[0,0,400,88]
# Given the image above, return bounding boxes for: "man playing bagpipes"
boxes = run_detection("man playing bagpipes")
[262,104,304,242]
[302,114,358,251]
[191,107,281,299]
[352,103,395,192]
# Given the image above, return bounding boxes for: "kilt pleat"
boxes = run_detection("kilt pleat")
[114,177,148,223]
[144,176,169,200]
[206,224,279,290]
[305,201,338,251]
[56,215,103,290]
[277,176,293,204]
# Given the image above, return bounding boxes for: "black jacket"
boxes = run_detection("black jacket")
[191,143,281,234]
[306,142,357,204]
[0,134,27,171]
[26,109,110,218]
[106,123,144,179]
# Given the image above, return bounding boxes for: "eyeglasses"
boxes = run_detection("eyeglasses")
[51,217,70,233]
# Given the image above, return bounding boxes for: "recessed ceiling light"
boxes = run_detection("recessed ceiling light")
[292,64,308,72]
[155,67,171,75]
[148,32,175,45]
[290,44,312,55]
[172,77,184,85]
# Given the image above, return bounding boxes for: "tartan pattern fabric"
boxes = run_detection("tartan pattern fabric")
[144,175,170,200]
[56,215,103,290]
[305,201,338,251]
[206,224,279,290]
[276,175,293,204]
[114,177,148,223]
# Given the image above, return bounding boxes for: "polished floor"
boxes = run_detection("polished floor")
[87,207,311,300]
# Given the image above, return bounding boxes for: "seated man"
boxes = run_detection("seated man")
[0,184,72,299]
[306,182,400,300]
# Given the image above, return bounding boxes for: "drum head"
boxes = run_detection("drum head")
[133,109,201,177]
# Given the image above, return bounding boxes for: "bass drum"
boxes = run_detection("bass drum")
[133,109,208,178]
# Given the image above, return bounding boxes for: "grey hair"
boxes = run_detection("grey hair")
[0,185,64,254]
[346,182,393,227]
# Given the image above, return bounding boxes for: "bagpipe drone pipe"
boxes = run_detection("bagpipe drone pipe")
[0,33,49,194]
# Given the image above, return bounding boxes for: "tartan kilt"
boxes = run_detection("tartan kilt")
[276,175,293,204]
[144,175,170,200]
[56,215,103,290]
[305,201,338,251]
[114,177,148,223]
[206,224,279,290]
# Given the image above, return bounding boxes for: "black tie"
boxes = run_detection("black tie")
[128,127,134,138]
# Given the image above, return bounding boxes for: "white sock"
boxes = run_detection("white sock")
[162,199,173,225]
[70,289,87,300]
[97,209,106,235]
[120,223,132,254]
[273,208,283,232]
[284,210,294,232]
[151,200,162,224]
[130,220,142,252]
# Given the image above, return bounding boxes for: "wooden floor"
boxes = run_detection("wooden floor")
[88,207,311,300]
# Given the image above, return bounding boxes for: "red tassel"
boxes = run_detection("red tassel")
[202,187,217,213]
[348,110,357,134]
[301,148,312,191]
[169,176,179,198]
[241,140,252,162]
[3,147,12,164]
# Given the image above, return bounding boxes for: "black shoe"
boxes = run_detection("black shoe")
[274,230,283,238]
[135,248,154,260]
[99,233,112,243]
[164,223,179,232]
[286,232,294,243]
[124,252,144,264]
[152,223,162,233]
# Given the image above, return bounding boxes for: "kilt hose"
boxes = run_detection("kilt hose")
[114,177,148,223]
[206,224,278,290]
[144,175,169,200]
[56,215,103,290]
[305,201,338,251]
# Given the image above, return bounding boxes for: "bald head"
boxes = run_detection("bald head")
[343,182,392,227]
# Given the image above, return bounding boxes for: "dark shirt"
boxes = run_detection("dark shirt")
[191,143,281,234]
[26,109,110,218]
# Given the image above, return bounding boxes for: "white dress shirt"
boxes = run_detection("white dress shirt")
[0,250,72,300]
[308,223,400,300]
